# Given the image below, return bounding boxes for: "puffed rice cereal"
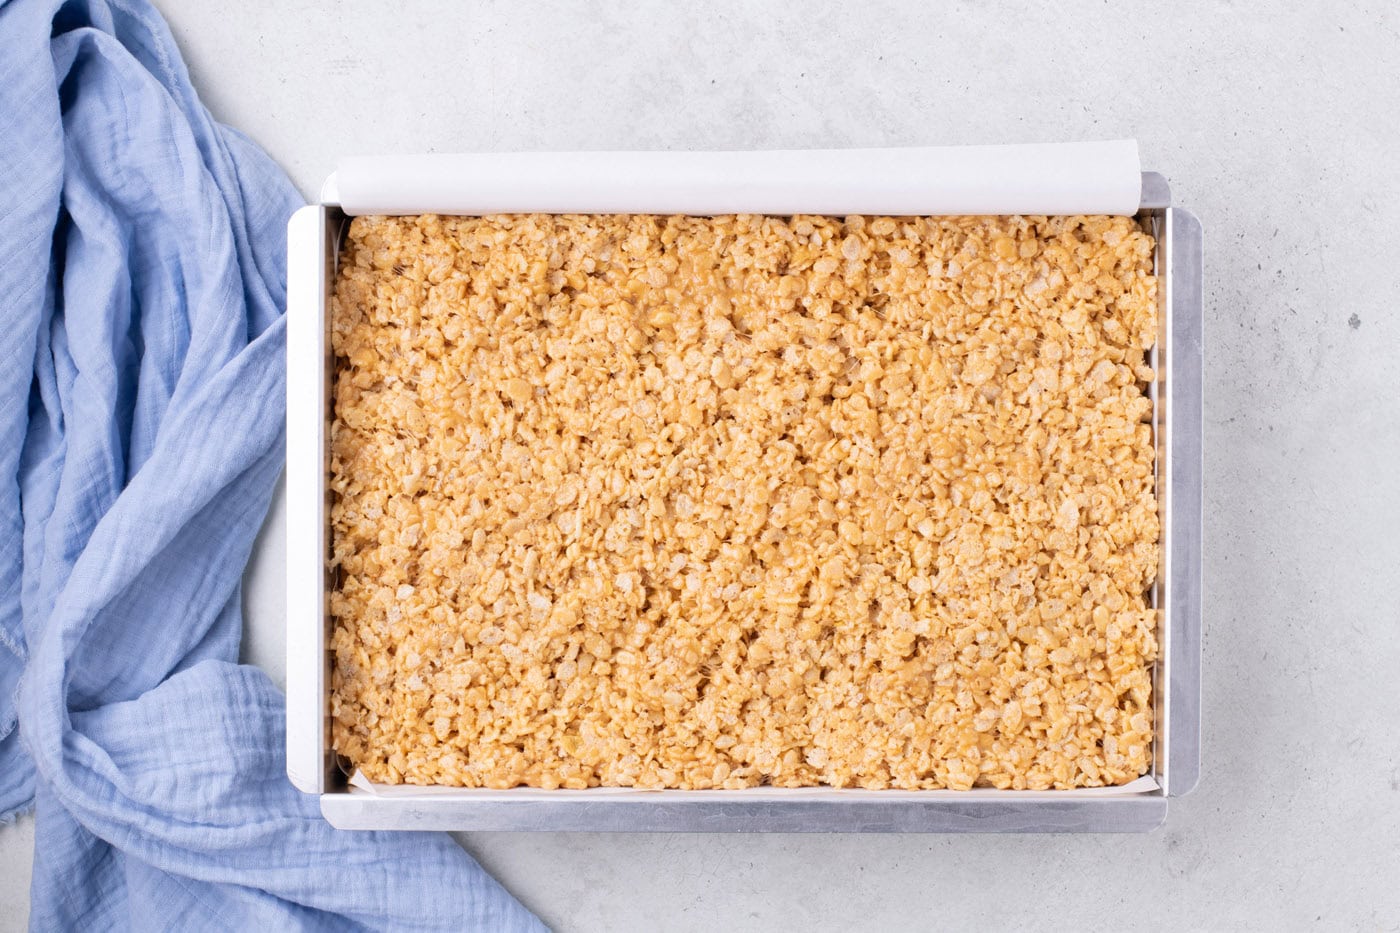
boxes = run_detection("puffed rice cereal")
[329,213,1159,791]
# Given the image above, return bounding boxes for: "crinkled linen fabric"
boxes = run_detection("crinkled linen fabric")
[0,0,542,928]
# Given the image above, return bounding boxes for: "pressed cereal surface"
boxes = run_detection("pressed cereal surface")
[328,213,1159,791]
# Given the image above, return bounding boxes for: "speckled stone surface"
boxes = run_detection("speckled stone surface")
[4,2,1397,929]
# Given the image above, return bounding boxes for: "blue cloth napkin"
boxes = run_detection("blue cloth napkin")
[0,0,544,928]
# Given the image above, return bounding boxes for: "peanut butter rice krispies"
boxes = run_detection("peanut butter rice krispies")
[328,213,1159,791]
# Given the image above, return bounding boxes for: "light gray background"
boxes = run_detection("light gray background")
[3,1,1398,930]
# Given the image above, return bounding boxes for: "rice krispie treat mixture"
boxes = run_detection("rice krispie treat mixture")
[329,213,1159,790]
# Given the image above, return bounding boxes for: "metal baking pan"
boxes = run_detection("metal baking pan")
[285,170,1202,832]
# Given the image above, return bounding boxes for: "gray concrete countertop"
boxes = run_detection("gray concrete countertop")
[3,2,1398,930]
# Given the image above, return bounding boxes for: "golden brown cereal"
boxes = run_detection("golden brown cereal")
[328,213,1159,791]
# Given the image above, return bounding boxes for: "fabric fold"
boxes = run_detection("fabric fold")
[0,0,541,928]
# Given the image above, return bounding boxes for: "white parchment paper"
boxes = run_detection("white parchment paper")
[334,141,1142,217]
